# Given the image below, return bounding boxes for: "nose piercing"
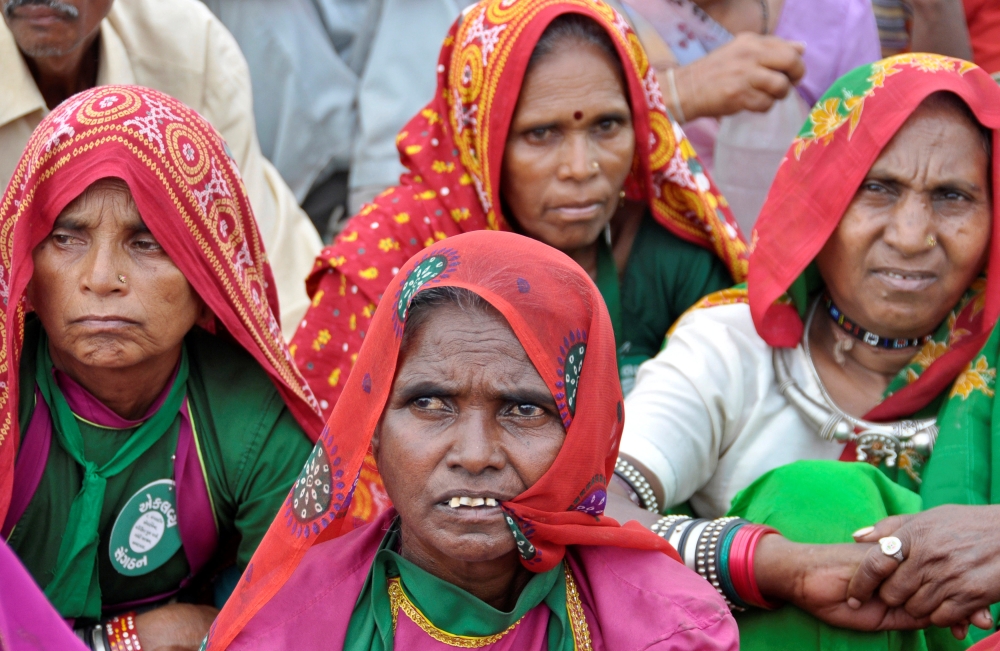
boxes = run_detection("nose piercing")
[591,161,600,170]
[117,274,127,285]
[926,234,937,248]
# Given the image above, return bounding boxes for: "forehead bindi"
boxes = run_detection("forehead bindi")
[574,111,583,120]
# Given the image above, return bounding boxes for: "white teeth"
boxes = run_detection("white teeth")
[446,496,499,508]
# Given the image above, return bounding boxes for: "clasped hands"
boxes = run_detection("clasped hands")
[757,505,1000,639]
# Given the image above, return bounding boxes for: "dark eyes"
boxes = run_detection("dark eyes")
[51,233,78,246]
[410,396,547,418]
[132,238,162,252]
[861,180,971,202]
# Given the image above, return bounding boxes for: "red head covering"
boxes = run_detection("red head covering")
[291,0,748,414]
[208,230,681,649]
[0,85,326,522]
[749,54,1000,420]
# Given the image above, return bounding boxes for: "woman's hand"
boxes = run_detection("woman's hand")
[134,604,219,651]
[673,34,806,121]
[755,534,935,631]
[848,507,1000,634]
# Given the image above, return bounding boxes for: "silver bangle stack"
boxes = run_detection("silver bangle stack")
[613,457,660,513]
[650,515,746,611]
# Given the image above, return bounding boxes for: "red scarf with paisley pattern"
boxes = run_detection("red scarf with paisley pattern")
[0,86,326,523]
[208,230,683,650]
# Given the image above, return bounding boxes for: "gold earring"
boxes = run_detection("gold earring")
[619,189,626,208]
[117,274,127,285]
[926,234,937,248]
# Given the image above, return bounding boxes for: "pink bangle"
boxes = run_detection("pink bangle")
[730,525,782,610]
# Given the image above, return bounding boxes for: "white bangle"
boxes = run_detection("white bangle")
[666,67,687,125]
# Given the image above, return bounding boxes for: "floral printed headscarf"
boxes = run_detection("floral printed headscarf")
[0,86,326,522]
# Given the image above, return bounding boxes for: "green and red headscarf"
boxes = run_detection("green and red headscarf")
[0,86,326,523]
[207,229,683,650]
[748,54,1000,422]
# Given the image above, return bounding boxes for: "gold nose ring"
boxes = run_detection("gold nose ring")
[926,234,937,248]
[117,274,127,285]
[591,161,600,170]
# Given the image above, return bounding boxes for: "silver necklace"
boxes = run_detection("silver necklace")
[772,299,938,480]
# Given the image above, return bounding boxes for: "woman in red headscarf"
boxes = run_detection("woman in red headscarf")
[0,86,324,648]
[208,230,742,650]
[291,0,749,529]
[290,0,747,410]
[609,54,1000,649]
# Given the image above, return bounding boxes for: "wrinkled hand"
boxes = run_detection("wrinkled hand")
[848,507,1000,635]
[755,535,936,631]
[134,603,219,651]
[673,33,805,120]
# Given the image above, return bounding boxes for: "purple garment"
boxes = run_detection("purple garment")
[0,541,88,651]
[228,510,738,650]
[774,0,882,106]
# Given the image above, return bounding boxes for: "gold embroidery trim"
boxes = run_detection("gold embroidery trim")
[387,565,593,649]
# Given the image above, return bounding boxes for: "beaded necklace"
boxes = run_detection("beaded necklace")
[823,293,933,349]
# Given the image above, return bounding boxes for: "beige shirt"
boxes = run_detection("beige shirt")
[0,0,322,335]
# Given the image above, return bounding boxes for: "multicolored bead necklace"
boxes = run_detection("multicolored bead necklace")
[823,293,933,349]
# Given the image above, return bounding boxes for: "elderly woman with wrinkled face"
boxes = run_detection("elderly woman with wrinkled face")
[610,56,1000,650]
[0,87,322,651]
[213,230,739,651]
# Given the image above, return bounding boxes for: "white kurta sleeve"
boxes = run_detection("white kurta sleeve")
[619,306,757,509]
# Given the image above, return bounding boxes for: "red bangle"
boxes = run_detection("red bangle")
[105,612,143,651]
[729,525,782,610]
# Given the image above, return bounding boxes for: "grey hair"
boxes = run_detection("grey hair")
[401,286,495,349]
[526,13,625,81]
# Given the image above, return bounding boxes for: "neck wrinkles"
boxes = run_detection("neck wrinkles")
[399,520,533,612]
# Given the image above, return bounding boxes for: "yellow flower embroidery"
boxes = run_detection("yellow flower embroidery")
[422,109,441,125]
[329,255,346,267]
[450,208,469,222]
[423,237,435,247]
[378,237,400,252]
[394,213,410,224]
[358,267,379,280]
[396,131,408,144]
[378,187,395,198]
[361,303,377,318]
[340,231,358,243]
[328,368,341,387]
[349,314,357,331]
[911,340,949,370]
[311,289,325,308]
[415,190,437,200]
[312,329,331,351]
[339,274,347,296]
[432,160,455,173]
[289,344,297,358]
[459,174,473,185]
[359,203,377,216]
[405,145,422,155]
[434,231,447,241]
[951,356,996,400]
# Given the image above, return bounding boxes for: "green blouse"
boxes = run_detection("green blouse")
[8,317,312,617]
[598,212,733,393]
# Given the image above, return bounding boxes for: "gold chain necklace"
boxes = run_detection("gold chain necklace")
[387,566,593,649]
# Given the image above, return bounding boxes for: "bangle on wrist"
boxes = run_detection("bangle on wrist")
[105,612,143,651]
[666,67,687,124]
[729,525,782,610]
[613,457,660,513]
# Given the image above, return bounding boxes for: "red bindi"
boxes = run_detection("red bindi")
[573,111,583,120]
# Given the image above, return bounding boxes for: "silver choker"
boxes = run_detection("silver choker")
[772,299,938,481]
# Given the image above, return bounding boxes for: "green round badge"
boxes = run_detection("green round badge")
[109,479,182,576]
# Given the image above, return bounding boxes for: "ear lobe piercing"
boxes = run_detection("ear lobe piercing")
[117,274,127,285]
